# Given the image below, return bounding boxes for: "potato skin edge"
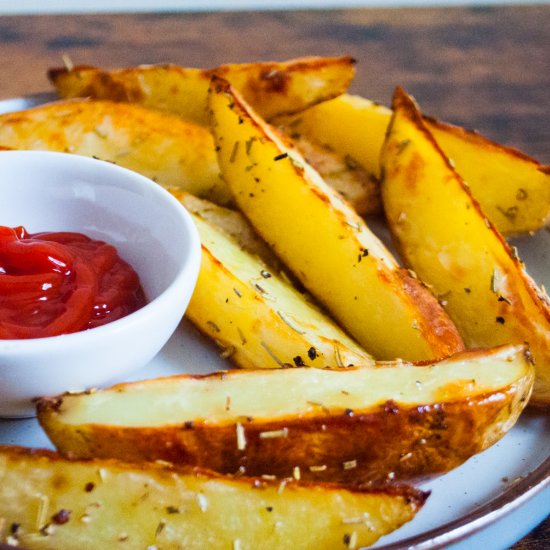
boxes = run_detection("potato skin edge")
[38,380,530,485]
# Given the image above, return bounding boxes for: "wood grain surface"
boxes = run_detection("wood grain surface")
[0,5,549,161]
[0,5,548,548]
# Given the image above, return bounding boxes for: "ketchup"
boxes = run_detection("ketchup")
[0,226,146,339]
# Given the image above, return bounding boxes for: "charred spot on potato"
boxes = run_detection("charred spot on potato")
[308,347,318,360]
[52,509,71,525]
[259,69,288,93]
[84,482,95,492]
[293,356,305,367]
[430,409,448,431]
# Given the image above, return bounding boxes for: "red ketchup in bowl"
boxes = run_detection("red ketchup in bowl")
[0,226,146,339]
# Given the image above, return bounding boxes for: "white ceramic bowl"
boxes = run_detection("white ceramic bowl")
[0,151,201,417]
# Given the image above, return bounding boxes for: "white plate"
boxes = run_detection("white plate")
[0,95,548,549]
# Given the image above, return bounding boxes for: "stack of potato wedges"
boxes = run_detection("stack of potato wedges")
[0,55,548,549]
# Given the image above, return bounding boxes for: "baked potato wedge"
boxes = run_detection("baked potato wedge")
[381,87,550,405]
[208,76,463,361]
[49,56,355,126]
[0,99,230,204]
[279,93,550,235]
[0,445,427,549]
[37,344,533,484]
[184,209,373,369]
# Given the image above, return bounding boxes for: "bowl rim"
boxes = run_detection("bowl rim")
[0,149,201,349]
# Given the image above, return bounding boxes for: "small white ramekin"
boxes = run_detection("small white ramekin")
[0,151,201,417]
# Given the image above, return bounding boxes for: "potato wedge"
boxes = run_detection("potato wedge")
[0,99,230,204]
[208,76,463,361]
[0,445,427,549]
[279,94,550,234]
[184,210,373,369]
[380,87,550,405]
[49,56,355,126]
[37,344,533,484]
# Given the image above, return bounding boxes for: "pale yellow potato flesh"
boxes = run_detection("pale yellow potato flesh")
[185,212,373,369]
[380,87,550,405]
[208,76,463,361]
[173,190,283,272]
[0,446,427,550]
[37,345,533,483]
[276,94,391,180]
[0,99,230,204]
[280,93,550,235]
[49,56,355,126]
[286,131,381,215]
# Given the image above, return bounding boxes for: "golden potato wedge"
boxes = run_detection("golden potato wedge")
[37,344,533,484]
[279,93,550,235]
[0,445,427,549]
[0,99,230,204]
[49,56,355,126]
[184,210,373,369]
[380,87,550,405]
[208,76,463,361]
[172,190,283,272]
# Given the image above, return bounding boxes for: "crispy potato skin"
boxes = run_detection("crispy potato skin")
[381,87,550,405]
[37,346,533,484]
[0,99,230,204]
[38,388,527,485]
[208,76,463,361]
[0,445,427,549]
[281,93,550,235]
[48,56,355,126]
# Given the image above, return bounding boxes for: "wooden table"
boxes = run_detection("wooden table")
[0,5,548,548]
